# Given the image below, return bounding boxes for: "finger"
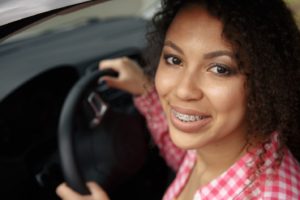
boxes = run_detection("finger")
[100,76,125,91]
[98,59,122,84]
[56,183,87,200]
[87,182,110,200]
[98,57,126,71]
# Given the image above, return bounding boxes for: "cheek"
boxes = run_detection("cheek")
[155,64,174,97]
[207,82,246,113]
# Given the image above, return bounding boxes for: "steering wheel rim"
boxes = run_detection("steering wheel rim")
[58,69,118,195]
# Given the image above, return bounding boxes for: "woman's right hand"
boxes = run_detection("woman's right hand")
[98,57,152,96]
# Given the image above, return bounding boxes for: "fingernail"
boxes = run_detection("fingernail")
[98,79,106,85]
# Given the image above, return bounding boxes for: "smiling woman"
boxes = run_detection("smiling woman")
[56,0,300,200]
[155,5,248,156]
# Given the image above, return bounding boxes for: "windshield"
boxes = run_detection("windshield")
[0,0,93,26]
[3,0,160,43]
[286,0,300,23]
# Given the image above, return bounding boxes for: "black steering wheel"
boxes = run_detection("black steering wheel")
[58,69,148,195]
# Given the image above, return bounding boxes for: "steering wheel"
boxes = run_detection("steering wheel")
[58,69,148,195]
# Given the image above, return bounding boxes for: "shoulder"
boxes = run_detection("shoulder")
[260,149,300,199]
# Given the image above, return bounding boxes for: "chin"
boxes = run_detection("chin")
[169,128,207,150]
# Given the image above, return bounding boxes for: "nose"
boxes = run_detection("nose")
[175,70,203,101]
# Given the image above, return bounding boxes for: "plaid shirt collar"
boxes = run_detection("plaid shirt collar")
[163,132,281,200]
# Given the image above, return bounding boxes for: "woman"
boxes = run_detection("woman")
[56,0,300,199]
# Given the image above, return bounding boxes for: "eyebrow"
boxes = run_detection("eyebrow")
[164,40,184,55]
[164,40,235,59]
[203,50,235,59]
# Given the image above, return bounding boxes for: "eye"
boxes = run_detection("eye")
[163,54,183,66]
[209,64,233,76]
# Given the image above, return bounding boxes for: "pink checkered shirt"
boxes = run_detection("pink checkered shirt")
[134,88,300,200]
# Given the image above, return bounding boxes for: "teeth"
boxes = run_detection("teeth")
[172,110,206,122]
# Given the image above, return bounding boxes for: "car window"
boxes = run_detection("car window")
[285,0,300,25]
[0,0,92,26]
[3,0,160,43]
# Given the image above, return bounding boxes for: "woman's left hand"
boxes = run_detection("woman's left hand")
[56,182,110,200]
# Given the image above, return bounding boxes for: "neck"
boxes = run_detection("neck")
[195,132,249,176]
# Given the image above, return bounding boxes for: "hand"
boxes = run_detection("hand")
[99,57,152,96]
[56,182,110,200]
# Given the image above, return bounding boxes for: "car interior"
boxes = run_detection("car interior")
[0,0,299,200]
[0,1,173,200]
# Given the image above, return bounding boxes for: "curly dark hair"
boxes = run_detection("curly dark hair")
[144,0,300,160]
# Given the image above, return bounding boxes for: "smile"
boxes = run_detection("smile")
[172,109,207,122]
[170,108,212,133]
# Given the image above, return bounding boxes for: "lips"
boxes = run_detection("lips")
[170,106,212,133]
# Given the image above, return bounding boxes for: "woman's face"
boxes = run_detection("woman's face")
[155,5,248,150]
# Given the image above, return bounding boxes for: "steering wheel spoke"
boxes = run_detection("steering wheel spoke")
[87,91,108,128]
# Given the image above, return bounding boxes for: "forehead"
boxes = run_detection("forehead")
[165,5,232,51]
